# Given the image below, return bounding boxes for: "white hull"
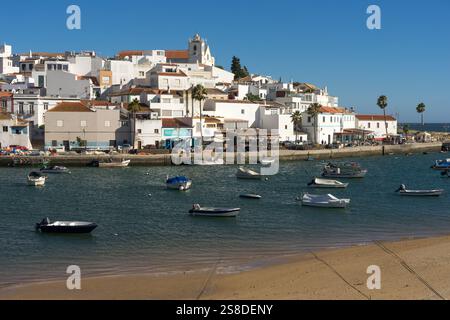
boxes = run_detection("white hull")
[99,160,130,168]
[190,211,239,217]
[399,190,444,196]
[28,177,46,186]
[302,201,349,208]
[301,193,350,208]
[236,167,262,180]
[309,178,349,188]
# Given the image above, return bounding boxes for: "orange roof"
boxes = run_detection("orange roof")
[0,91,13,98]
[319,106,347,114]
[356,114,396,121]
[162,117,192,128]
[117,50,144,59]
[165,50,189,60]
[47,102,93,113]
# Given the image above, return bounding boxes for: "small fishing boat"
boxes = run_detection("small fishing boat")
[259,158,275,167]
[99,159,130,168]
[431,159,450,170]
[308,178,349,188]
[27,171,46,186]
[166,175,192,191]
[301,193,350,208]
[189,204,240,217]
[236,167,262,179]
[239,194,262,199]
[395,184,444,196]
[40,165,70,174]
[35,217,97,233]
[322,162,367,178]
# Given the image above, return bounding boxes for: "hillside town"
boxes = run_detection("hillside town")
[0,34,401,154]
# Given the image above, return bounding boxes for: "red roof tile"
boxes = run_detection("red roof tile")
[356,114,396,121]
[165,50,189,60]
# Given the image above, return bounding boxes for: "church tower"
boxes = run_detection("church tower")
[188,34,215,66]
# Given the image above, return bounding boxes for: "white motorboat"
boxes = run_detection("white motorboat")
[395,184,444,196]
[189,204,240,217]
[236,167,262,179]
[239,194,262,199]
[40,165,70,174]
[259,158,275,167]
[307,178,349,188]
[166,176,192,191]
[98,159,130,168]
[301,193,350,208]
[27,171,46,186]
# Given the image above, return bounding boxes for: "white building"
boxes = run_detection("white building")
[140,90,185,118]
[0,44,19,75]
[355,114,397,139]
[104,59,135,86]
[131,112,162,148]
[203,99,260,127]
[0,112,32,149]
[256,103,297,142]
[302,106,355,145]
[148,64,190,91]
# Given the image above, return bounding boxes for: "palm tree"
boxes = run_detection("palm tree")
[127,99,141,149]
[402,124,410,140]
[307,103,322,144]
[192,84,208,144]
[377,95,389,140]
[290,111,302,143]
[416,102,426,126]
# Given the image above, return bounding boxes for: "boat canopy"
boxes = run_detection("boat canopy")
[167,176,190,184]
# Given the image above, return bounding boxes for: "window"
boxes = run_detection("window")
[104,121,111,127]
[308,117,311,123]
[80,120,87,127]
[368,123,371,128]
[29,103,34,114]
[57,120,64,127]
[175,79,181,86]
[162,98,171,103]
[52,140,57,146]
[241,109,245,114]
[19,102,24,114]
[162,110,172,117]
[38,76,45,87]
[63,65,68,71]
[2,126,8,132]
[323,116,326,122]
[137,129,142,134]
[139,71,145,77]
[57,64,62,70]
[377,123,380,129]
[29,64,33,71]
[1,100,6,111]
[43,103,49,111]
[386,123,389,128]
[285,125,288,129]
[154,129,159,134]
[14,129,21,135]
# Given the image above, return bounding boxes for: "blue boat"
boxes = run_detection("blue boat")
[166,176,192,191]
[431,159,450,170]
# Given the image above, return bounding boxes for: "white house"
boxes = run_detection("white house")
[355,115,397,139]
[203,99,260,127]
[140,90,185,118]
[0,44,19,75]
[131,112,162,148]
[256,103,297,142]
[148,64,190,91]
[302,106,355,145]
[0,112,32,149]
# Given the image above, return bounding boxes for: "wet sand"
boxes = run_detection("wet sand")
[2,234,450,300]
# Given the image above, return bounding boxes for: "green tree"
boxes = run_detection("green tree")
[192,84,208,143]
[230,56,249,80]
[377,95,389,140]
[402,124,410,138]
[290,111,302,143]
[245,93,261,102]
[416,102,426,126]
[127,98,141,113]
[307,103,322,144]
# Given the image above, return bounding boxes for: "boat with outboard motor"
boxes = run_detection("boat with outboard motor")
[308,178,349,188]
[27,171,46,186]
[189,204,240,217]
[300,193,351,208]
[395,184,444,196]
[322,162,367,178]
[166,176,192,191]
[40,165,70,174]
[35,218,97,233]
[236,167,262,179]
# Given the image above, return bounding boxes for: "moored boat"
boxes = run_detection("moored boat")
[27,171,46,186]
[236,167,262,179]
[431,159,450,170]
[35,217,97,233]
[189,204,240,217]
[301,193,350,208]
[88,159,130,168]
[395,184,444,196]
[40,165,70,174]
[166,176,192,191]
[322,162,367,178]
[308,178,349,188]
[239,193,262,199]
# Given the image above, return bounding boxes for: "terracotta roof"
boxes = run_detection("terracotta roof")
[0,91,13,98]
[109,87,153,97]
[165,50,189,60]
[80,100,115,107]
[162,117,192,128]
[356,114,396,121]
[117,50,144,59]
[205,88,227,95]
[319,106,347,114]
[77,76,99,86]
[47,102,94,113]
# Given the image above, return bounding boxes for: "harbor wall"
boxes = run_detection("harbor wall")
[0,142,443,167]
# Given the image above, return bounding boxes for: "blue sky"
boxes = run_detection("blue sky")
[1,0,449,122]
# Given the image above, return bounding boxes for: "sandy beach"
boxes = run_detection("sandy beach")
[2,234,450,300]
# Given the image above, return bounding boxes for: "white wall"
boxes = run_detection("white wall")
[203,100,260,127]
